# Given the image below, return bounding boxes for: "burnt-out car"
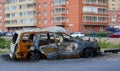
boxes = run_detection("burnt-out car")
[9,27,100,61]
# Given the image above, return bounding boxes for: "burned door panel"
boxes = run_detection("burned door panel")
[40,44,58,59]
[37,32,58,59]
[55,33,80,58]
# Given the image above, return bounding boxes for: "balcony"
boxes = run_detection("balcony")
[54,0,67,7]
[5,23,36,27]
[83,0,108,7]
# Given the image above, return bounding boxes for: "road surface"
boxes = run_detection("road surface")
[0,54,120,71]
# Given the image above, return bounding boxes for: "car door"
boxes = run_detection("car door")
[9,33,19,58]
[38,32,58,59]
[55,33,79,58]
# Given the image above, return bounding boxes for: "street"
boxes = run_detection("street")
[0,53,120,71]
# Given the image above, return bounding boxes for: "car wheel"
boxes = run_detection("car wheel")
[84,48,94,58]
[27,51,40,61]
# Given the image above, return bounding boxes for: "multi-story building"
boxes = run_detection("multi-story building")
[0,0,4,32]
[109,0,120,26]
[4,0,36,32]
[36,0,108,33]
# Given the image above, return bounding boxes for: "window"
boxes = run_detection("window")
[44,3,47,8]
[44,19,47,24]
[27,11,36,16]
[11,6,17,10]
[66,18,69,22]
[51,10,54,15]
[51,2,54,7]
[0,2,2,6]
[19,0,26,2]
[54,0,66,5]
[5,13,10,18]
[112,0,115,2]
[27,3,36,8]
[0,22,2,26]
[0,16,2,19]
[66,9,69,14]
[19,12,27,17]
[83,6,98,13]
[100,26,104,31]
[38,4,41,8]
[51,18,54,24]
[54,16,66,22]
[19,4,27,9]
[38,12,41,16]
[38,19,41,24]
[44,11,47,16]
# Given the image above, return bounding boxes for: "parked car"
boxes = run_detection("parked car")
[0,32,7,36]
[71,32,85,38]
[9,27,100,61]
[108,32,120,38]
[6,32,14,37]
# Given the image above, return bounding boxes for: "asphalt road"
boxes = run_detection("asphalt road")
[0,54,120,71]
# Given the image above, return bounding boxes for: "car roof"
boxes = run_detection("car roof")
[15,26,67,34]
[42,26,67,33]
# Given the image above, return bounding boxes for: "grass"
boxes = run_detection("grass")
[0,37,11,54]
[0,51,9,54]
[97,37,120,49]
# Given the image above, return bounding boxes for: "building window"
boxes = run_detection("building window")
[38,12,41,16]
[27,3,36,8]
[66,9,69,14]
[44,19,47,24]
[66,17,69,22]
[38,4,41,8]
[44,3,47,8]
[0,16,2,19]
[51,2,54,7]
[112,0,115,2]
[66,0,68,5]
[19,4,26,9]
[38,19,41,24]
[19,0,26,2]
[54,0,66,5]
[100,26,104,31]
[51,18,54,24]
[83,6,98,13]
[44,11,47,16]
[51,10,54,15]
[0,22,2,26]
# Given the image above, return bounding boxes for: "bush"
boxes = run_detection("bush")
[85,32,112,37]
[0,37,11,49]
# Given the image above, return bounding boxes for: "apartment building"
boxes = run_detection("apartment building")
[109,0,120,26]
[0,0,4,32]
[4,0,36,32]
[36,0,108,33]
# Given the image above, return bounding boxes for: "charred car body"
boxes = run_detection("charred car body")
[9,27,100,61]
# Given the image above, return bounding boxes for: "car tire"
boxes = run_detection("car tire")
[83,48,94,58]
[27,50,41,61]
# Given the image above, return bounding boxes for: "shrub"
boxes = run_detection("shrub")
[0,37,11,49]
[85,32,112,37]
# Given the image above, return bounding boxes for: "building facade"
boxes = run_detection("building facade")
[109,0,120,27]
[4,0,36,32]
[36,0,108,33]
[0,0,5,32]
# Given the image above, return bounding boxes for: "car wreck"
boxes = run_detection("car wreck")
[9,27,101,61]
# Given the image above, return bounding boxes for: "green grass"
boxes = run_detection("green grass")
[0,37,11,49]
[98,38,120,49]
[0,51,9,54]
